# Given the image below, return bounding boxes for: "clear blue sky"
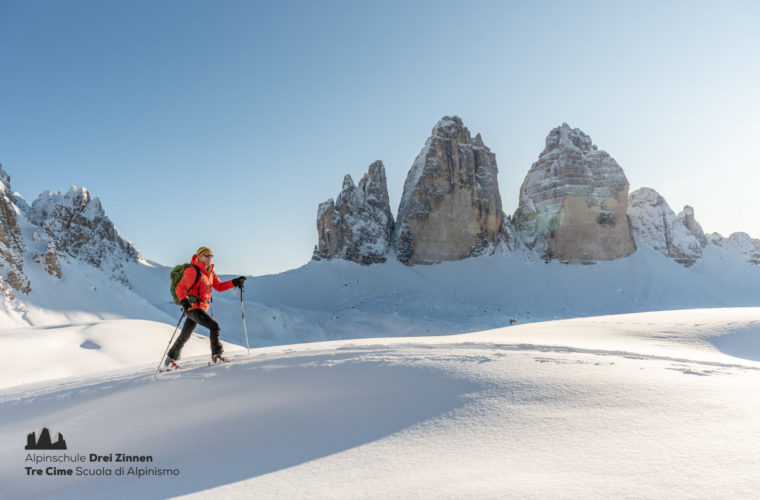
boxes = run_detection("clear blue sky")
[1,0,758,276]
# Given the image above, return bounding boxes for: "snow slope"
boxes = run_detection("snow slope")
[4,232,760,352]
[0,255,173,329]
[0,320,242,389]
[2,308,760,499]
[225,241,760,346]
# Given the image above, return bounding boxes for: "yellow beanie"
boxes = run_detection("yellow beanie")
[196,246,213,258]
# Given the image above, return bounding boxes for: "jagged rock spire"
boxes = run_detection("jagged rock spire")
[392,116,503,265]
[313,161,394,265]
[677,206,708,248]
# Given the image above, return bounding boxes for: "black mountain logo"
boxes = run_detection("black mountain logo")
[25,428,67,450]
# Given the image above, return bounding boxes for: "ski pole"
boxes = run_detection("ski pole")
[240,285,251,355]
[153,311,185,380]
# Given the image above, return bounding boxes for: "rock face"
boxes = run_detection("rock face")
[2,162,148,296]
[26,187,143,286]
[710,232,760,265]
[0,164,31,295]
[313,161,394,265]
[393,116,503,265]
[513,124,636,263]
[36,242,62,280]
[628,188,707,266]
[677,206,709,248]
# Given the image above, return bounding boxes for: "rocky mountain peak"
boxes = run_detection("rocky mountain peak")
[313,161,395,265]
[0,163,30,295]
[431,116,467,136]
[548,123,597,153]
[513,124,635,263]
[627,188,707,267]
[393,116,503,265]
[358,161,394,237]
[29,187,105,222]
[677,205,708,247]
[27,185,142,286]
[359,161,388,203]
[710,232,760,265]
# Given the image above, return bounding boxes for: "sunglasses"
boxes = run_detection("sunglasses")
[202,254,214,258]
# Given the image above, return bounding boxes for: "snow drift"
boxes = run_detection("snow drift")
[2,309,760,499]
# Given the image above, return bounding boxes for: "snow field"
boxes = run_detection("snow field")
[1,308,759,498]
[0,320,242,389]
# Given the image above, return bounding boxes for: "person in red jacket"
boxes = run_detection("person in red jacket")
[166,246,246,368]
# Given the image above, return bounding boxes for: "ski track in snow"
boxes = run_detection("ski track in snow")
[4,334,756,406]
[3,309,760,499]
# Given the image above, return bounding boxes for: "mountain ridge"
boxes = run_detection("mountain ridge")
[2,118,760,344]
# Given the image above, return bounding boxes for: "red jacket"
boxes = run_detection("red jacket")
[175,255,234,312]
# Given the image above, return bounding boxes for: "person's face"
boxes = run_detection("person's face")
[200,253,214,265]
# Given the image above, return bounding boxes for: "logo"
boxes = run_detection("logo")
[25,428,67,450]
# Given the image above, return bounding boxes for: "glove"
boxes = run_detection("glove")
[180,298,191,312]
[232,276,247,288]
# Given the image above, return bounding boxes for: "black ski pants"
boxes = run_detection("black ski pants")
[168,308,223,361]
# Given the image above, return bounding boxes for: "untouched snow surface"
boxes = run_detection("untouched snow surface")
[2,308,760,498]
[3,238,760,352]
[0,320,241,389]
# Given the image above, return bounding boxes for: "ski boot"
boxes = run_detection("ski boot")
[210,353,230,365]
[162,358,181,372]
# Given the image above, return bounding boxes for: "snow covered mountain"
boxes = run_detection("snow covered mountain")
[0,163,171,328]
[1,163,144,293]
[312,118,650,266]
[2,116,760,345]
[3,121,760,500]
[627,186,760,269]
[628,187,707,266]
[23,187,143,286]
[709,231,760,265]
[311,116,759,273]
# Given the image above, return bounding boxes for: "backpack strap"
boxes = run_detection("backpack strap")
[186,265,203,303]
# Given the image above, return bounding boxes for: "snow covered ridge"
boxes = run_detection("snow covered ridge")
[0,163,144,299]
[24,185,144,286]
[628,187,706,267]
[709,231,760,265]
[2,118,760,336]
[627,187,760,267]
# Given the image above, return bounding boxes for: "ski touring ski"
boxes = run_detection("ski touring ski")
[159,360,182,373]
[208,354,231,366]
[155,353,248,376]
